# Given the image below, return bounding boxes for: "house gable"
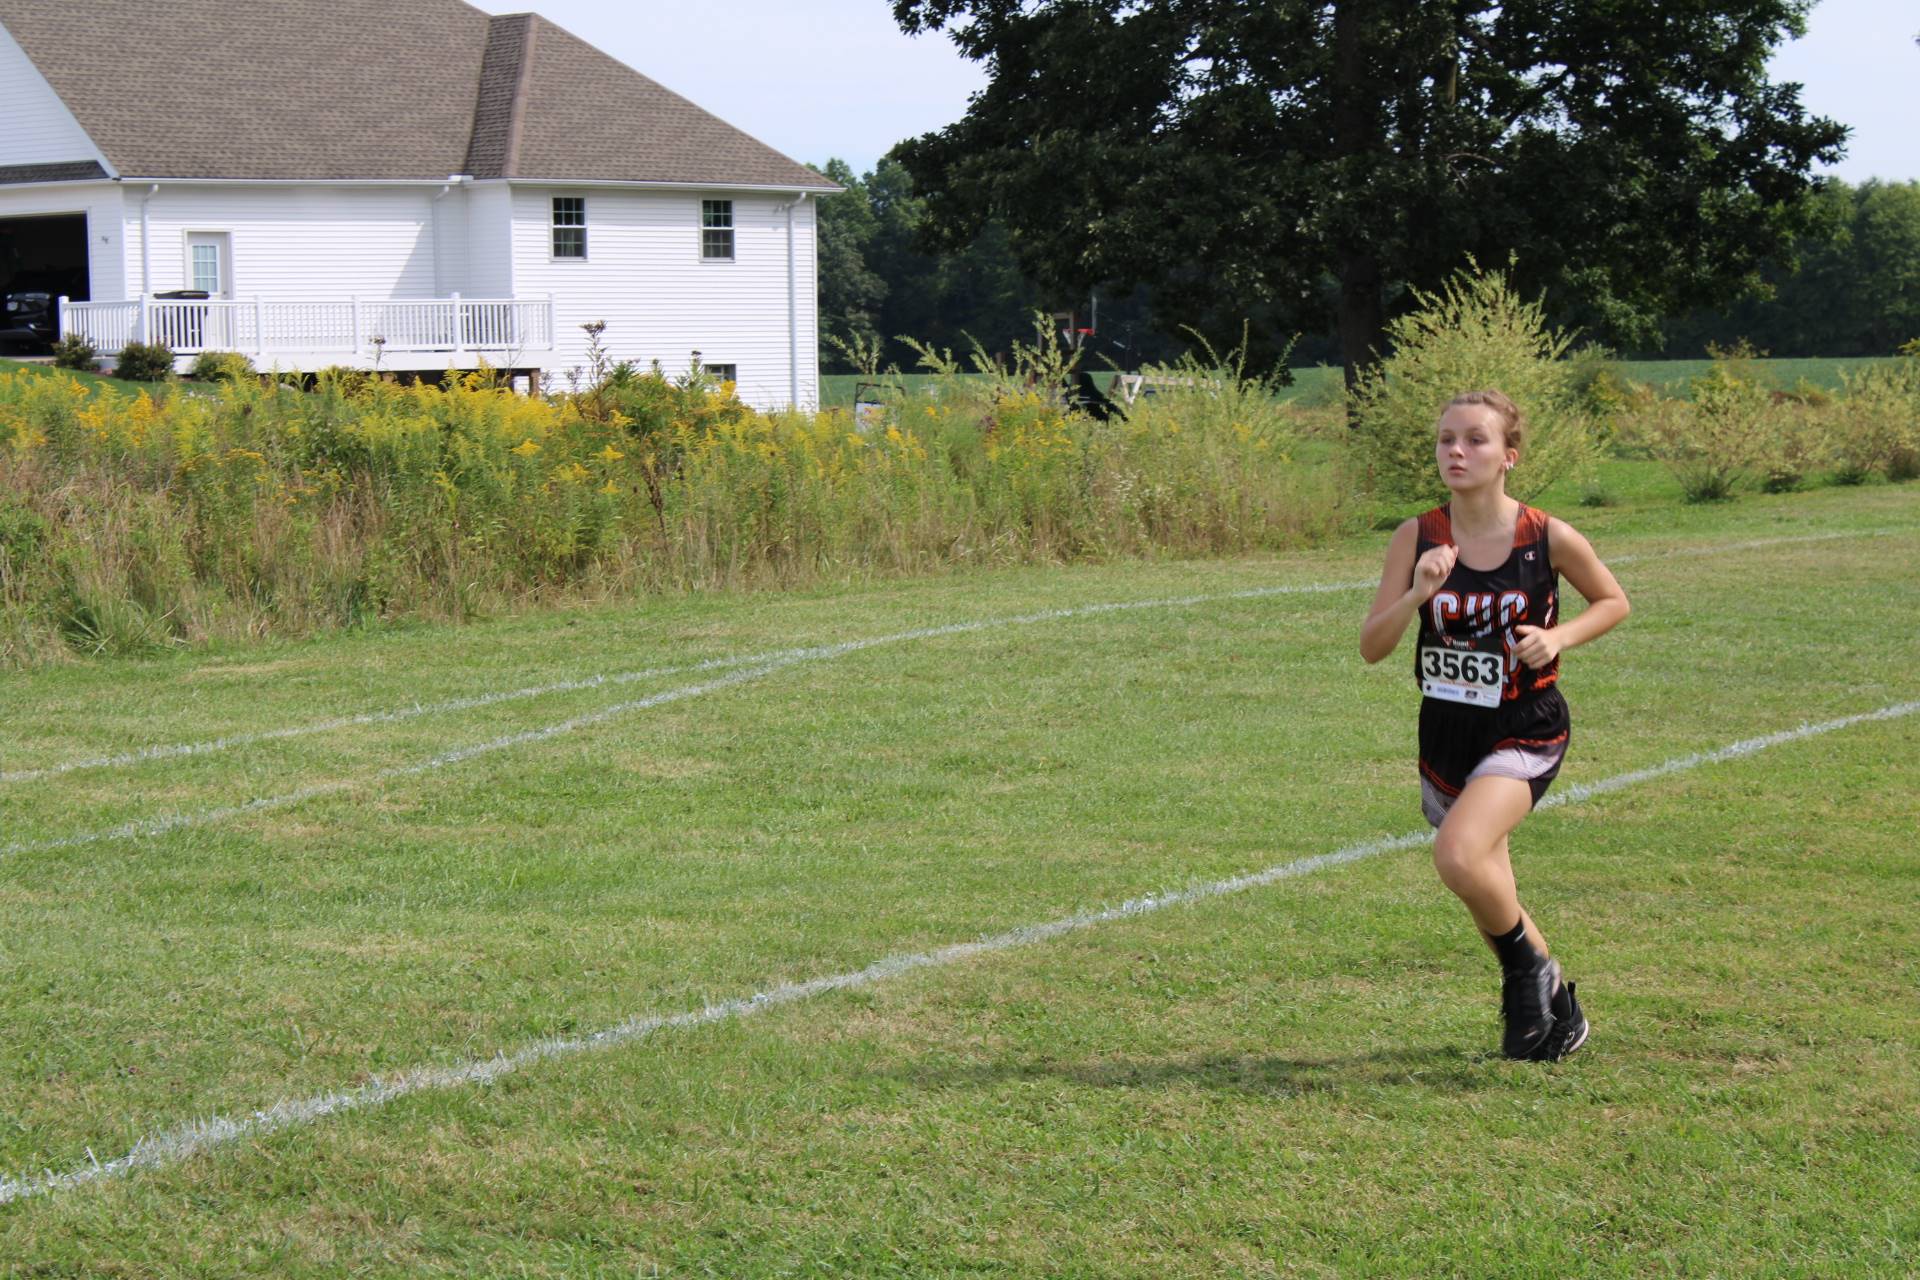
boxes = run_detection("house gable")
[0,19,112,176]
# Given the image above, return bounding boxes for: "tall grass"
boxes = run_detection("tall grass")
[0,348,1339,666]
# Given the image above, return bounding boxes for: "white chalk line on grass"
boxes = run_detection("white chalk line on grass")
[1,696,1913,1209]
[0,580,1367,787]
[0,659,802,858]
[3,585,1384,858]
[5,525,1907,787]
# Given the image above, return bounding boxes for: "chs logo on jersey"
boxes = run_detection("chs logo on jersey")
[1427,590,1530,638]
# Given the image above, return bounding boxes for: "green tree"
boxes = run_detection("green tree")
[1759,179,1860,355]
[890,0,1847,387]
[863,155,954,355]
[1653,178,1852,357]
[816,153,1197,374]
[812,159,888,367]
[1654,180,1920,358]
[1852,181,1920,352]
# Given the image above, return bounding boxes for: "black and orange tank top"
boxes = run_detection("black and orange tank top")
[1411,504,1559,707]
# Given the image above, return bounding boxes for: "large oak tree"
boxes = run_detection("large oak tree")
[891,0,1847,384]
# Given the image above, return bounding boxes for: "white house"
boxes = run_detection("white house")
[0,0,839,408]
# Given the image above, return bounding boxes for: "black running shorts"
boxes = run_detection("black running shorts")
[1418,687,1570,827]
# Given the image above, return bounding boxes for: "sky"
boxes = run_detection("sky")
[484,0,1919,183]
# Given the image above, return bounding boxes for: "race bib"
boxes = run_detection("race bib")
[1419,633,1506,707]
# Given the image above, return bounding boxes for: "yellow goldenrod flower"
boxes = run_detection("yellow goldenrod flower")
[511,438,541,457]
[596,444,625,462]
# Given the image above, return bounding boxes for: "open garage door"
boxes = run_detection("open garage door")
[0,213,90,351]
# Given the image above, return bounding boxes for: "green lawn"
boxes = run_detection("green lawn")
[820,356,1904,409]
[0,355,161,396]
[1,482,1916,1275]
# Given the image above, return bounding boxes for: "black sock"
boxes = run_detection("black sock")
[1487,917,1542,972]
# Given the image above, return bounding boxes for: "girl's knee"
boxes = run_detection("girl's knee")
[1433,825,1504,886]
[1432,829,1478,883]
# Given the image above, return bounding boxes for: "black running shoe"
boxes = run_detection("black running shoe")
[1535,979,1590,1062]
[1501,956,1560,1060]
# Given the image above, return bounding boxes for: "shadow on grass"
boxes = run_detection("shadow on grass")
[900,1044,1499,1098]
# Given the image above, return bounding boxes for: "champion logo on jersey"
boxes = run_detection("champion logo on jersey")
[1524,550,1536,561]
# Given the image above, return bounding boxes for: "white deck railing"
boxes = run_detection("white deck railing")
[57,294,556,365]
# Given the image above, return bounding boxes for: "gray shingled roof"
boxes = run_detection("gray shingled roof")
[0,161,107,185]
[0,0,837,189]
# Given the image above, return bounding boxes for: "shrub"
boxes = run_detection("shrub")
[190,350,255,383]
[1756,402,1833,494]
[313,366,377,399]
[1626,351,1775,502]
[113,341,175,382]
[1783,377,1831,409]
[1349,260,1598,511]
[1621,395,1729,502]
[1564,343,1628,421]
[1832,360,1920,483]
[50,334,99,372]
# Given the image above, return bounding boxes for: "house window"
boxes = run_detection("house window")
[552,197,586,259]
[190,243,221,294]
[701,200,733,260]
[703,363,737,384]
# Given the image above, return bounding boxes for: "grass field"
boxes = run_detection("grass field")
[819,356,1904,409]
[0,356,159,396]
[2,477,1916,1275]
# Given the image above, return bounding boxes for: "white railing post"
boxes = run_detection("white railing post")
[57,296,68,346]
[138,294,151,343]
[351,296,360,356]
[254,296,265,355]
[450,291,464,358]
[546,294,556,349]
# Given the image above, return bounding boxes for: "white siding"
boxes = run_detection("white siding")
[0,23,105,170]
[430,185,468,296]
[0,182,125,302]
[510,186,820,410]
[465,182,514,297]
[122,185,447,300]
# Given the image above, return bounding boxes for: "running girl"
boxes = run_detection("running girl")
[1360,390,1630,1060]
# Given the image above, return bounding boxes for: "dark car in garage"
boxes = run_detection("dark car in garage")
[0,273,67,350]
